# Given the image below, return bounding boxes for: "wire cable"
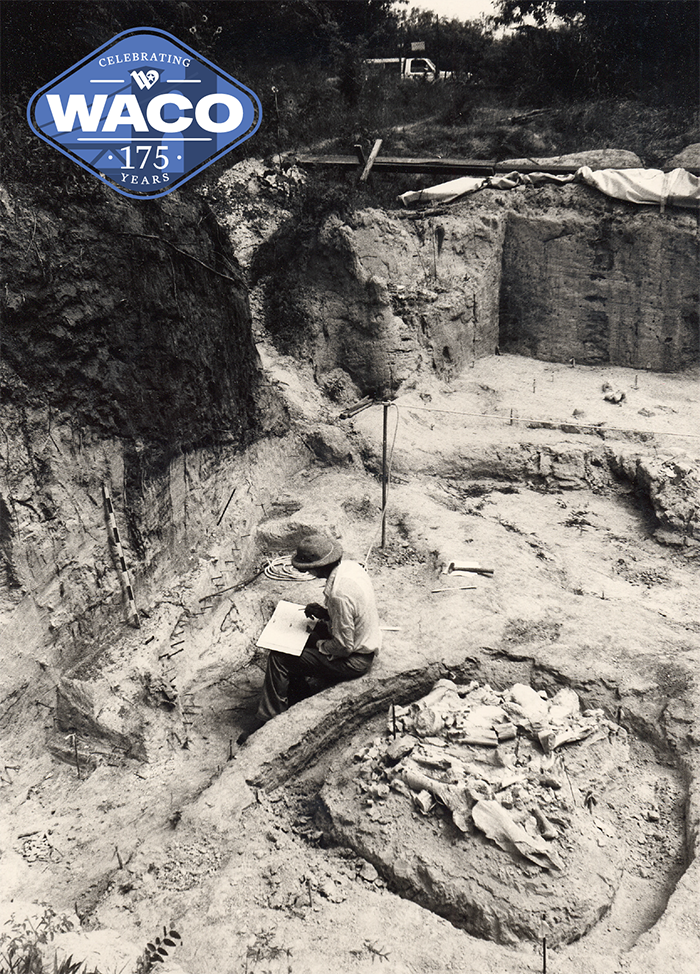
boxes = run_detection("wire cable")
[263,555,312,582]
[392,400,700,440]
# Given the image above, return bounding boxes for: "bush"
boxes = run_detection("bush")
[437,81,476,126]
[481,25,607,104]
[0,907,83,974]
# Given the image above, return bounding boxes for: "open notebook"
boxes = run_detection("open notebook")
[256,600,310,656]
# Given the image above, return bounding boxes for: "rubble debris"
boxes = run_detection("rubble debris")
[360,679,626,872]
[143,673,178,710]
[21,833,58,863]
[602,381,626,404]
[358,861,379,882]
[322,677,639,945]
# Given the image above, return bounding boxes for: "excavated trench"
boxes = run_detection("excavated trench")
[1,169,699,972]
[246,179,699,400]
[246,649,690,954]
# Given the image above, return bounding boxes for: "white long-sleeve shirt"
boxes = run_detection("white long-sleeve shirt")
[318,560,381,658]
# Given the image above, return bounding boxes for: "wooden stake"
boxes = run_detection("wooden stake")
[539,915,548,974]
[560,758,576,807]
[381,402,389,548]
[72,735,81,779]
[430,586,477,593]
[360,138,383,182]
[216,487,237,526]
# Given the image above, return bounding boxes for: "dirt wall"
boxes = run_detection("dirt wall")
[0,182,294,680]
[253,206,504,395]
[253,187,698,390]
[500,210,700,370]
[0,183,267,450]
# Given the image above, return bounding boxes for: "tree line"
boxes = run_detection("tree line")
[2,0,697,105]
[491,1,699,104]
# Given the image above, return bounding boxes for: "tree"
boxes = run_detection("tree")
[0,0,400,97]
[390,7,493,76]
[494,0,699,101]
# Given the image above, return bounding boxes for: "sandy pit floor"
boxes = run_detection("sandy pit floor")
[1,354,699,974]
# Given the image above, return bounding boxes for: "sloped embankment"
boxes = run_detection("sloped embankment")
[0,181,292,677]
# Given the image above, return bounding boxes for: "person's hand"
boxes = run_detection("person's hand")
[304,602,327,620]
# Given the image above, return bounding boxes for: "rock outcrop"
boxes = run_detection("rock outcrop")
[252,185,698,393]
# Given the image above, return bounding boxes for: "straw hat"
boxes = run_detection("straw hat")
[291,533,343,570]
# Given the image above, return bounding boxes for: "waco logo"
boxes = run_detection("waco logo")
[27,28,261,200]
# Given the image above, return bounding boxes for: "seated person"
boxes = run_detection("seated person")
[237,533,380,744]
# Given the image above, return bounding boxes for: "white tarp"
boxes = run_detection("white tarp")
[399,174,488,206]
[398,166,700,209]
[577,166,700,209]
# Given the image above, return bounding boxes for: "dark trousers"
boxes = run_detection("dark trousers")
[257,641,374,721]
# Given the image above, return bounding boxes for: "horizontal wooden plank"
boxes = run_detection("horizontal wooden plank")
[299,155,499,175]
[297,155,700,178]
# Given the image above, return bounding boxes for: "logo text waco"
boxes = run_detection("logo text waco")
[28,28,262,199]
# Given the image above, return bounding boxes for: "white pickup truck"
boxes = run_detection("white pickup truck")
[364,57,453,82]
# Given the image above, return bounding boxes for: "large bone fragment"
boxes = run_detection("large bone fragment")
[471,800,563,871]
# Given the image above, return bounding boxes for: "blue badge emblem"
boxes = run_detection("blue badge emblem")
[27,28,262,199]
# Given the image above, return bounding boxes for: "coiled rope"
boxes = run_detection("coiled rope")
[263,555,312,582]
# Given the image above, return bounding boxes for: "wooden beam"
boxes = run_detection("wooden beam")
[359,138,383,182]
[301,154,495,177]
[297,154,700,179]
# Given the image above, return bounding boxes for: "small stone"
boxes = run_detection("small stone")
[320,879,346,903]
[358,862,379,882]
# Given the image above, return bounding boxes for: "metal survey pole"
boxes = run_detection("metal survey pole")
[381,402,389,548]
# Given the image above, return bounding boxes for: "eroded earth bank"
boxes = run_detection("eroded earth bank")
[1,158,699,974]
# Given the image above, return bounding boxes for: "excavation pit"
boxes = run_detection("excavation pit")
[314,675,688,949]
[1,154,699,974]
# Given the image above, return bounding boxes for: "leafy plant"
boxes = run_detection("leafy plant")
[0,951,101,974]
[349,941,390,965]
[364,940,391,963]
[53,956,101,974]
[243,929,292,974]
[0,907,75,974]
[134,928,181,974]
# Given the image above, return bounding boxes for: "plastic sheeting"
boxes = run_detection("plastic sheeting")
[578,166,700,209]
[398,166,700,209]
